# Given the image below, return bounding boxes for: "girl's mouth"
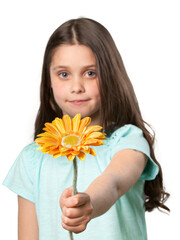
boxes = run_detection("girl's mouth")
[69,100,89,105]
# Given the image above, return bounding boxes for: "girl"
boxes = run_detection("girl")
[3,17,169,240]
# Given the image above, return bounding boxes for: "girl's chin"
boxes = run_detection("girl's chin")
[64,112,89,118]
[62,110,100,119]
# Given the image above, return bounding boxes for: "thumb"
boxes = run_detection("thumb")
[64,187,73,198]
[60,187,72,209]
[62,187,73,199]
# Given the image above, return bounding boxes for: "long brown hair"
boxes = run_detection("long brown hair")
[34,17,170,212]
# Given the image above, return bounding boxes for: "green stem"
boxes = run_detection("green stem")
[73,156,78,195]
[69,156,78,240]
[69,231,74,240]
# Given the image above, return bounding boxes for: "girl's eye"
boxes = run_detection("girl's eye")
[86,71,96,78]
[59,72,69,79]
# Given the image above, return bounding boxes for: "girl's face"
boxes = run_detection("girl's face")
[50,44,101,125]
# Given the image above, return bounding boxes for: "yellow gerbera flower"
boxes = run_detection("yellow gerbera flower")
[35,113,106,161]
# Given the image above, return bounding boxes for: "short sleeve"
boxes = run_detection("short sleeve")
[109,124,159,180]
[2,143,36,203]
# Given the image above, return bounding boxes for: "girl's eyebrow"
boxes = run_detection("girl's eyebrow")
[52,65,96,71]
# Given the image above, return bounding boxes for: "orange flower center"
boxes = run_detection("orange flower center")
[62,135,82,148]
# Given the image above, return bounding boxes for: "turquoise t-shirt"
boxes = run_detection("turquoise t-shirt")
[3,124,159,240]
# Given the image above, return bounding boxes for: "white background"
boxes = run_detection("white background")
[0,0,179,239]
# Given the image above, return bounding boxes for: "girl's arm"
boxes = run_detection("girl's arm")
[60,149,147,233]
[86,149,147,218]
[18,196,39,240]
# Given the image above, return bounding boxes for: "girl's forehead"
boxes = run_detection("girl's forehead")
[50,44,96,68]
[53,44,94,56]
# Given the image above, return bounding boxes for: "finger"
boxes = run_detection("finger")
[63,204,93,219]
[60,187,73,209]
[62,187,73,199]
[62,205,83,218]
[65,193,90,208]
[62,214,89,227]
[74,193,91,207]
[62,221,87,234]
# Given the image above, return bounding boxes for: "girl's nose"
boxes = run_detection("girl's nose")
[71,78,85,94]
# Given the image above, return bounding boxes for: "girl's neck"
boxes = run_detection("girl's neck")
[88,111,101,126]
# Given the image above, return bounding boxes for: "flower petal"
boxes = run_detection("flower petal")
[82,138,98,145]
[89,148,97,156]
[78,117,91,134]
[72,114,81,132]
[84,126,103,137]
[44,123,60,136]
[37,132,57,138]
[86,132,105,140]
[53,118,66,134]
[35,137,59,145]
[67,154,76,161]
[83,139,104,146]
[80,146,90,153]
[78,146,88,154]
[63,115,72,132]
[77,151,86,161]
[53,153,63,158]
[49,149,60,156]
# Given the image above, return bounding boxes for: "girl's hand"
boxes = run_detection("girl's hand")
[60,187,93,233]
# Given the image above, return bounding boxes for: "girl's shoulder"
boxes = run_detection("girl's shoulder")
[22,141,38,153]
[2,142,43,203]
[20,142,42,161]
[13,142,45,173]
[105,124,144,146]
[104,124,159,181]
[23,141,40,152]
